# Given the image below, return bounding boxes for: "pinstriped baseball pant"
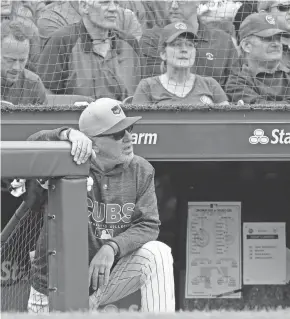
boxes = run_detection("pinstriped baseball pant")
[28,241,175,312]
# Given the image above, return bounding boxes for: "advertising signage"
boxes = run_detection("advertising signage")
[132,123,290,160]
[2,109,290,161]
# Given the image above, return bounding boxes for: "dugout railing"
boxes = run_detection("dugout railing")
[1,141,90,312]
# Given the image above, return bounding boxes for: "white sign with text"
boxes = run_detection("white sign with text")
[243,222,286,285]
[186,202,242,298]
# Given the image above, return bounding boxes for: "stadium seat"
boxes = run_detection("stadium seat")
[47,94,94,106]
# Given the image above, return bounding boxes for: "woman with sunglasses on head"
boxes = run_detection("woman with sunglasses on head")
[133,22,229,107]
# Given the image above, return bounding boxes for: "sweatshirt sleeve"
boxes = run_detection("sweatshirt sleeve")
[27,127,69,141]
[110,166,160,258]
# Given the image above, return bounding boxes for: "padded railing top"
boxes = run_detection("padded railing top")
[1,141,90,178]
[1,103,290,113]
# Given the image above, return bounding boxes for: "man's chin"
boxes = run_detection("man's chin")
[5,75,19,85]
[1,72,20,83]
[122,152,134,167]
[97,21,117,30]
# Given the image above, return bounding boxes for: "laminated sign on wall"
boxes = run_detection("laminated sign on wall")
[243,223,286,285]
[185,202,242,299]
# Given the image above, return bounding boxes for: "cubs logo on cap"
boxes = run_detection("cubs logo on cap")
[175,22,187,30]
[265,15,276,25]
[206,53,214,61]
[200,95,213,105]
[111,104,123,116]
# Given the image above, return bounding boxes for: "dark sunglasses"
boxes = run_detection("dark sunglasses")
[99,125,133,141]
[272,4,290,12]
[254,34,282,43]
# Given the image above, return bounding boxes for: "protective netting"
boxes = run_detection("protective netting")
[1,201,46,312]
[1,0,290,313]
[1,1,289,106]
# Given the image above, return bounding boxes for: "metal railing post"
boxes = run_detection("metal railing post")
[48,177,89,311]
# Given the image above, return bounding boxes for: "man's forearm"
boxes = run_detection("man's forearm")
[27,127,70,142]
[109,220,160,259]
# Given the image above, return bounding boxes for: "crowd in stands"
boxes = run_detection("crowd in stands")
[1,0,290,106]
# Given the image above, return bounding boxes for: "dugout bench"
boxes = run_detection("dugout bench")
[1,104,290,311]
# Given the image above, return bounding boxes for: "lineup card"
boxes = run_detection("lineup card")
[185,202,241,299]
[243,223,286,285]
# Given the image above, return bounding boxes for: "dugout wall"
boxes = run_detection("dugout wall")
[1,104,290,311]
[1,141,90,312]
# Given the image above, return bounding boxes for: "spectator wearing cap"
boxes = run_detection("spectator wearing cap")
[226,12,290,104]
[258,1,290,68]
[133,22,229,106]
[36,0,143,47]
[1,20,47,105]
[258,1,290,32]
[37,0,142,101]
[139,0,238,88]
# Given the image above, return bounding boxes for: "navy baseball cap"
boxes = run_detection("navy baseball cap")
[239,12,286,40]
[160,22,202,46]
[79,98,141,137]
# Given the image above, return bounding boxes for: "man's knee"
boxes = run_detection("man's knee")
[139,241,173,264]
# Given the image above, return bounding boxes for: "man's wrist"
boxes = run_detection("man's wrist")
[60,128,72,141]
[103,241,119,258]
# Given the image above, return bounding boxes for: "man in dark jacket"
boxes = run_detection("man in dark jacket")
[1,20,47,105]
[37,0,142,100]
[26,98,175,312]
[226,12,290,104]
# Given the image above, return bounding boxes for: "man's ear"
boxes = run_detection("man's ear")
[241,38,252,54]
[160,49,167,61]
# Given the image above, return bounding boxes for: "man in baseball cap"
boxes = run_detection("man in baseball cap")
[225,12,290,104]
[257,1,290,67]
[239,11,286,41]
[26,98,175,313]
[79,98,141,138]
